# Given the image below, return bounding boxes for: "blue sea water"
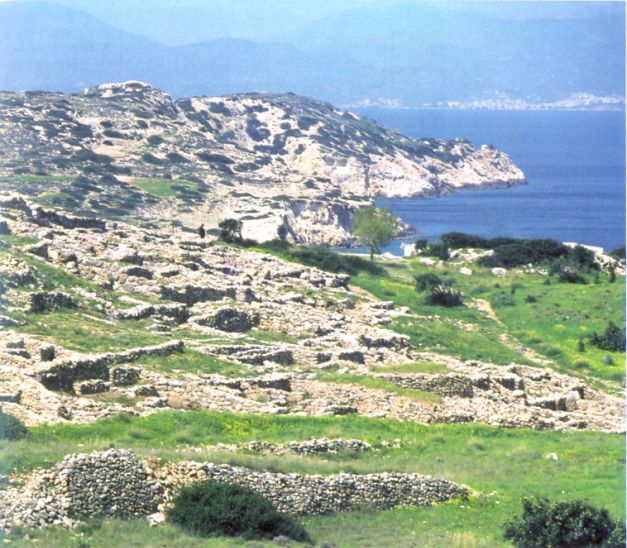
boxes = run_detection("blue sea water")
[352,108,626,253]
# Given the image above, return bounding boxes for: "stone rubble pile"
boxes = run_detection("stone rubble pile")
[246,438,374,455]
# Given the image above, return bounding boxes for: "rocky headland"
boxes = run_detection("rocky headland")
[0,81,525,245]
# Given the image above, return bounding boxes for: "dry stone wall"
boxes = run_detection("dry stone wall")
[0,449,467,531]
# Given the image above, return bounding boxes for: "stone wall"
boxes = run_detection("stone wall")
[153,461,467,517]
[0,449,159,529]
[36,340,184,391]
[29,291,77,313]
[0,449,467,530]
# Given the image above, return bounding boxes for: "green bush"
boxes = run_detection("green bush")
[425,242,450,260]
[414,238,428,250]
[503,497,625,547]
[167,481,311,542]
[491,291,515,308]
[590,321,626,352]
[414,273,443,292]
[425,286,463,307]
[608,246,625,261]
[251,239,384,276]
[0,410,28,440]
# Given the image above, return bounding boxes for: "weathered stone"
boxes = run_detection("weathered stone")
[29,291,77,313]
[111,366,141,386]
[194,307,260,333]
[40,345,56,362]
[76,380,110,395]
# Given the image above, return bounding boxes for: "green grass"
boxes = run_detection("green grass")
[371,361,451,375]
[351,257,624,384]
[493,281,625,383]
[317,372,442,403]
[134,349,249,377]
[128,178,200,198]
[17,310,165,352]
[0,411,623,547]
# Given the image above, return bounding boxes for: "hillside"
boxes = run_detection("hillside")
[0,82,524,244]
[0,191,624,545]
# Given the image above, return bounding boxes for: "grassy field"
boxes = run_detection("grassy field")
[1,411,624,547]
[351,255,625,386]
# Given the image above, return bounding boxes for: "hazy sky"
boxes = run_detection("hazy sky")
[28,0,626,45]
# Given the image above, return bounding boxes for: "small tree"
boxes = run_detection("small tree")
[219,218,243,243]
[351,206,399,262]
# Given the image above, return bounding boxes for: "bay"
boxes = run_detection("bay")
[352,108,626,253]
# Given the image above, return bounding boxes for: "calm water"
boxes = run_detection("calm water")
[353,108,626,253]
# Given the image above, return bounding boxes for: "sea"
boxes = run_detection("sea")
[350,108,626,254]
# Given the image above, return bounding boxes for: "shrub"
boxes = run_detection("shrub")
[590,321,626,352]
[608,246,625,261]
[441,232,490,249]
[0,410,28,440]
[250,239,384,276]
[219,218,243,243]
[414,273,443,292]
[491,291,515,308]
[558,269,587,284]
[425,242,449,260]
[414,238,428,251]
[503,497,625,548]
[425,286,463,307]
[167,481,311,542]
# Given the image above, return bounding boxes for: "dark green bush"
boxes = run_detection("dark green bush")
[589,321,625,352]
[414,273,443,292]
[249,239,384,276]
[414,238,428,250]
[425,242,449,260]
[425,286,463,307]
[503,497,625,547]
[0,410,28,440]
[167,481,311,542]
[218,218,243,243]
[441,232,490,249]
[608,246,625,261]
[491,291,515,308]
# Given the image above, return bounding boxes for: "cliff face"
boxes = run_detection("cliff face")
[0,81,525,244]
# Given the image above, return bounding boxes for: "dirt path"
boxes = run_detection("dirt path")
[470,299,553,366]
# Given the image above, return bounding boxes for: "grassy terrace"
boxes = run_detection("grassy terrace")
[1,412,624,546]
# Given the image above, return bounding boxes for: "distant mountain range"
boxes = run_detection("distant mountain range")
[0,1,624,108]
